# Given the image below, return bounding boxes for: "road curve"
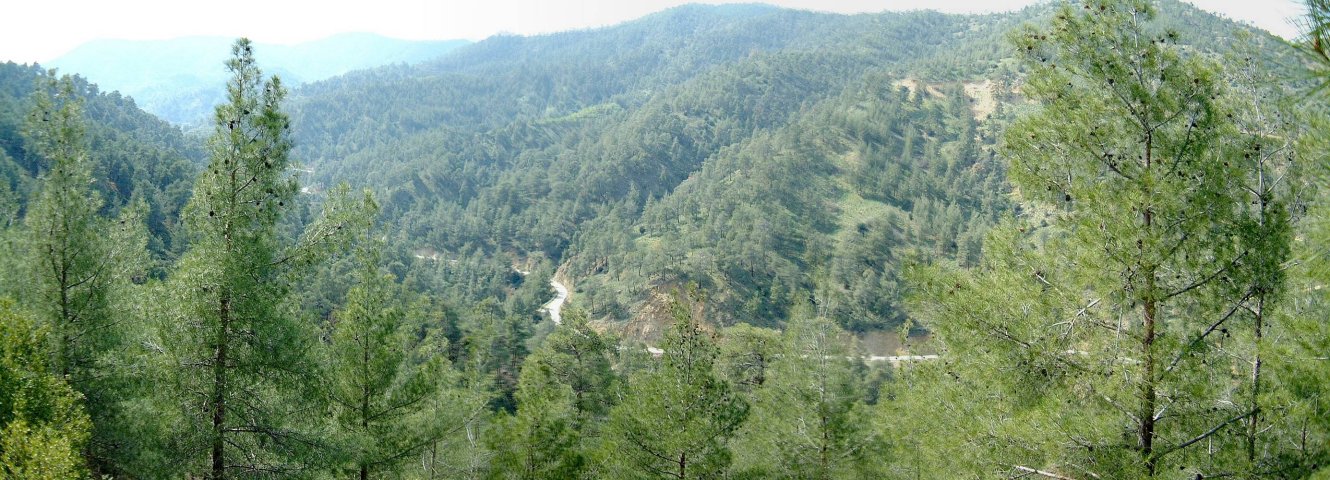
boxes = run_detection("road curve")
[541,278,570,325]
[528,269,934,365]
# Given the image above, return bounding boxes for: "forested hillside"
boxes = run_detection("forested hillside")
[0,62,202,260]
[285,4,1013,337]
[1,0,1328,478]
[286,0,1299,339]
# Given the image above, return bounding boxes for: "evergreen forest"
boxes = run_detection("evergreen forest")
[2,0,1330,478]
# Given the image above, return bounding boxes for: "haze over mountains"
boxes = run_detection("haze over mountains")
[47,33,469,124]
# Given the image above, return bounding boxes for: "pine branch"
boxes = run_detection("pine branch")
[1007,464,1083,480]
[1155,408,1259,460]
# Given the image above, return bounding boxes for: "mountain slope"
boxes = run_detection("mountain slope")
[0,62,202,258]
[281,1,1301,338]
[286,5,972,162]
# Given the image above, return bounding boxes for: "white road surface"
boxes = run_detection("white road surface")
[541,278,570,325]
[529,269,935,365]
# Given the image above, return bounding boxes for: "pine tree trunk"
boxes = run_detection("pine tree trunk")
[362,329,371,480]
[1141,285,1157,476]
[211,293,231,480]
[58,257,70,376]
[1139,136,1158,477]
[1247,296,1264,462]
[1246,166,1270,463]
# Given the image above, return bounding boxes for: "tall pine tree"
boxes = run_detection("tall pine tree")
[154,39,373,479]
[326,244,453,480]
[21,70,147,475]
[905,1,1298,477]
[486,307,618,479]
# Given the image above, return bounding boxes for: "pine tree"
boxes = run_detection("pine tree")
[1277,2,1330,474]
[526,307,617,425]
[732,315,880,479]
[485,354,585,479]
[905,1,1298,477]
[21,70,147,474]
[485,307,617,479]
[717,323,781,396]
[327,245,452,480]
[599,291,748,479]
[413,330,492,480]
[154,39,374,479]
[458,297,530,413]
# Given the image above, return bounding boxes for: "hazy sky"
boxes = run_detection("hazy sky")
[1,0,1308,64]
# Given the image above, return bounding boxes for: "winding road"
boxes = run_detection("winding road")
[526,269,933,364]
[541,278,570,325]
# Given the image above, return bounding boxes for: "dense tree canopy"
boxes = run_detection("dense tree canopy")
[0,1,1327,478]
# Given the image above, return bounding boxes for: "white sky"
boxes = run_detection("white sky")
[0,0,1308,64]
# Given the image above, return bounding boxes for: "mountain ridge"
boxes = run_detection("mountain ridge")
[47,33,470,124]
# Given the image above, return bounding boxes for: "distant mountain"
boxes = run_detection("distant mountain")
[47,33,470,124]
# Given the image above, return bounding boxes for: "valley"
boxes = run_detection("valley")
[0,0,1326,478]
